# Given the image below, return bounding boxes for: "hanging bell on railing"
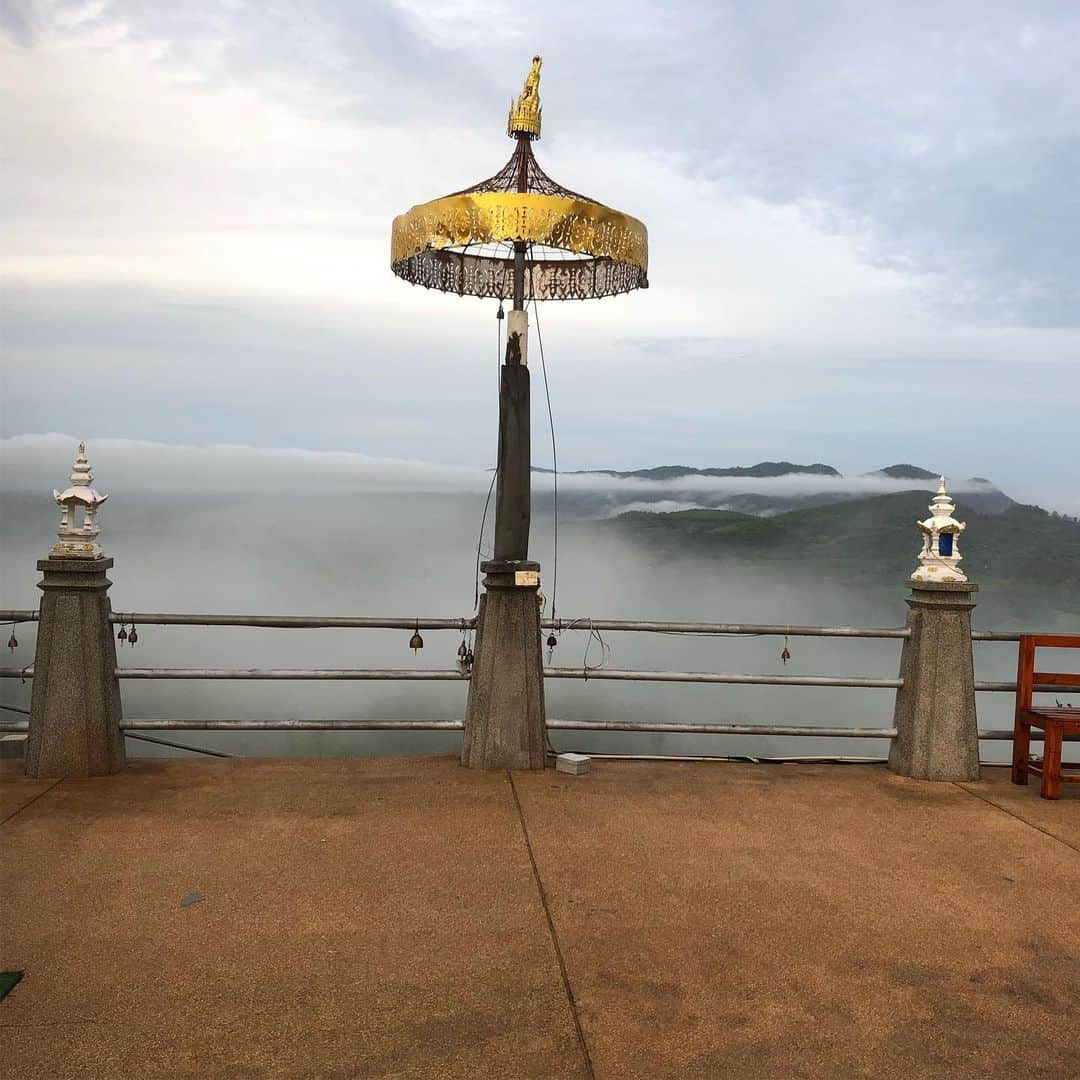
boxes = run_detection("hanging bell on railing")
[409,623,424,653]
[780,636,791,665]
[128,621,138,646]
[117,620,128,643]
[546,633,557,650]
[464,649,474,668]
[7,627,16,652]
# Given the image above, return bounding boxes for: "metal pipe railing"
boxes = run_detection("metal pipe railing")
[542,619,911,639]
[0,608,1047,642]
[109,614,476,630]
[976,681,1080,693]
[543,668,903,688]
[547,719,896,737]
[126,718,467,731]
[116,668,468,680]
[3,667,1078,692]
[0,610,37,623]
[1,717,1074,741]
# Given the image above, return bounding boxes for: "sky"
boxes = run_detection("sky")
[2,1,1078,511]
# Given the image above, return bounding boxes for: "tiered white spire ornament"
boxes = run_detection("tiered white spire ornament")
[51,442,109,559]
[912,476,966,583]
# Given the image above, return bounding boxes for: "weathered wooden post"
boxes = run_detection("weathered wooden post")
[25,443,125,777]
[389,57,649,769]
[889,478,980,781]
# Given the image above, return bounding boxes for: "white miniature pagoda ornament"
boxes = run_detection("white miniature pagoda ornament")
[51,442,109,559]
[912,476,966,583]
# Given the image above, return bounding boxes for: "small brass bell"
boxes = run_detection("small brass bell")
[7,629,16,652]
[546,633,557,650]
[464,649,474,667]
[117,622,128,642]
[780,644,791,664]
[457,640,468,659]
[128,623,138,646]
[409,626,424,653]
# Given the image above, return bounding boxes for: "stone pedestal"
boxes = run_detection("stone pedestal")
[462,560,546,771]
[888,579,979,781]
[25,557,125,778]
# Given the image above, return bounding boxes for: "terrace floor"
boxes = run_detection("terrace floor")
[1,756,1078,1079]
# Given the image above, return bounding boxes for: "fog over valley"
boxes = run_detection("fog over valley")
[5,435,1071,762]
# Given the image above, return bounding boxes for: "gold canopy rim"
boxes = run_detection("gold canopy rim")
[390,191,649,301]
[391,192,648,269]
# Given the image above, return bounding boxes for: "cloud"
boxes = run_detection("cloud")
[0,434,997,508]
[2,2,1079,517]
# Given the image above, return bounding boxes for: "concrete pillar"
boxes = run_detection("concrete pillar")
[888,579,980,781]
[25,557,125,778]
[461,560,546,770]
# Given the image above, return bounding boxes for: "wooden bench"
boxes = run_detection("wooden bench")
[1011,634,1080,799]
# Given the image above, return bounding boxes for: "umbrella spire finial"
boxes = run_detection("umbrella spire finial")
[507,55,543,139]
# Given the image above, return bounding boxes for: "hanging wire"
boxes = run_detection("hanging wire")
[530,281,558,623]
[579,620,611,678]
[473,302,504,611]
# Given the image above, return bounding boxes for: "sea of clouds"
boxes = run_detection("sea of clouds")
[1,431,1027,765]
[0,433,979,505]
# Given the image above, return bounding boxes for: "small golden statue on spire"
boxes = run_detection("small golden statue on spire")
[507,55,543,139]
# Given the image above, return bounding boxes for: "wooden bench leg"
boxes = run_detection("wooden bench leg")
[1041,727,1062,800]
[1012,719,1030,785]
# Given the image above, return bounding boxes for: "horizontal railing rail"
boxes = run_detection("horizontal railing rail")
[2,667,1078,692]
[542,619,912,639]
[0,608,1044,643]
[115,668,467,680]
[4,608,1075,760]
[1,717,1076,742]
[544,668,902,688]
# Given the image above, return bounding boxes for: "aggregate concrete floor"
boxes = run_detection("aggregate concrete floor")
[1,757,1077,1079]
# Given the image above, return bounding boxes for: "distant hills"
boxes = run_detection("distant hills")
[530,459,1079,618]
[604,490,1080,619]
[868,464,940,480]
[538,461,1019,519]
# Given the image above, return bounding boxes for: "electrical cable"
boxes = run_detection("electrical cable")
[531,281,558,622]
[473,304,504,612]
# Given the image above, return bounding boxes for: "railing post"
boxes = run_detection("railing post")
[889,478,980,781]
[25,444,125,778]
[888,578,981,781]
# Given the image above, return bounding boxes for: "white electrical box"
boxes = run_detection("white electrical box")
[555,752,591,775]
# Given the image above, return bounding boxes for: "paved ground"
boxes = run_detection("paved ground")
[1,757,1077,1079]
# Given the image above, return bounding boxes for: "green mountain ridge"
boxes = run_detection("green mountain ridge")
[606,490,1080,619]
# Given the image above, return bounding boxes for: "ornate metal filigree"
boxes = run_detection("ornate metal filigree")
[390,59,649,302]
